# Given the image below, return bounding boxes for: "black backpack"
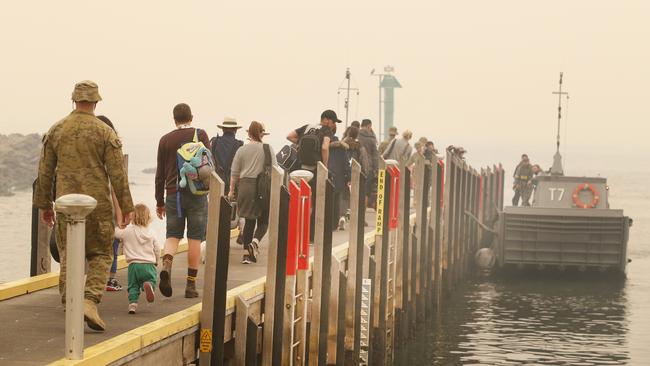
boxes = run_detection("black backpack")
[276,144,300,172]
[298,126,322,167]
[257,144,273,207]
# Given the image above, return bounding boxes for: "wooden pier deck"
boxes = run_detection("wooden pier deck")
[0,214,375,365]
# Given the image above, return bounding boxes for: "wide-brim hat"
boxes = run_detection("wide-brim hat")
[217,117,243,129]
[71,80,102,103]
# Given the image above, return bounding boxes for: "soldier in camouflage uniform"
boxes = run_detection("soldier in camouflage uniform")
[514,157,534,207]
[33,80,134,331]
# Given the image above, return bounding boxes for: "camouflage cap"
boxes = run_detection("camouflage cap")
[71,80,102,103]
[388,126,398,136]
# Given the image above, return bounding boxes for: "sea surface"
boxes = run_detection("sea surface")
[1,163,648,365]
[394,170,650,365]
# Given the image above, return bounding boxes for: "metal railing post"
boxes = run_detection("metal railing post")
[55,194,97,360]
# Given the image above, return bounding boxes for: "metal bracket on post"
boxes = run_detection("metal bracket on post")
[55,194,97,360]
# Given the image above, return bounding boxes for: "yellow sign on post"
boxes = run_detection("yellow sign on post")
[376,169,386,235]
[200,328,213,353]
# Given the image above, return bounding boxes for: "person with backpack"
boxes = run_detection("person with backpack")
[155,103,212,298]
[286,109,340,241]
[358,119,379,209]
[210,117,243,195]
[228,121,277,264]
[383,129,413,166]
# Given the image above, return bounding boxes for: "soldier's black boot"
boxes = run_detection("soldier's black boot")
[159,255,173,297]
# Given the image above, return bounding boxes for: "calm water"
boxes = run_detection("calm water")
[395,170,650,365]
[1,162,648,365]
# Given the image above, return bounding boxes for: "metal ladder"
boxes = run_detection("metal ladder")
[359,279,372,366]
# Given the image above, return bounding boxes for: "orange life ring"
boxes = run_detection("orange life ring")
[572,183,599,209]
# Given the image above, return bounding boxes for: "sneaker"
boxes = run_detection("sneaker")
[106,278,122,292]
[338,217,346,231]
[241,254,252,264]
[251,239,260,259]
[143,281,155,303]
[247,245,258,263]
[128,303,137,314]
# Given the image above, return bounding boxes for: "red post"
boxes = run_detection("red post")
[438,160,445,208]
[287,181,301,276]
[387,166,400,230]
[298,179,311,270]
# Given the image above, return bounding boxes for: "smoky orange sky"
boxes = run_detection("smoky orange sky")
[1,1,648,173]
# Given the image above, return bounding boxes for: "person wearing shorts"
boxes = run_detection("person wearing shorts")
[155,103,210,298]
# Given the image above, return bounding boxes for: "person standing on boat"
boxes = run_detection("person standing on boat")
[512,154,528,206]
[34,80,134,331]
[514,156,534,207]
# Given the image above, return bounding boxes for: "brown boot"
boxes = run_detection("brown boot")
[84,299,106,331]
[159,255,173,297]
[185,280,199,298]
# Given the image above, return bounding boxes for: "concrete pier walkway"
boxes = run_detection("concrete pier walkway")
[0,214,375,365]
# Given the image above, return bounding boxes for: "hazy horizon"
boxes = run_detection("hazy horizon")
[1,1,649,173]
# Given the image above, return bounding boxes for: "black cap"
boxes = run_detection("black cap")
[321,109,342,123]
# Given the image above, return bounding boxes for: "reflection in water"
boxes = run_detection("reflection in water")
[395,276,629,365]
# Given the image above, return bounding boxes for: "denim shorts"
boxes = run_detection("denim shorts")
[165,190,208,241]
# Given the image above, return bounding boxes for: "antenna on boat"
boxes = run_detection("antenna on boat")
[552,72,569,153]
[550,72,569,175]
[337,67,359,128]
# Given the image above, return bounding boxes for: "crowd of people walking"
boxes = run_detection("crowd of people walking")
[33,80,441,330]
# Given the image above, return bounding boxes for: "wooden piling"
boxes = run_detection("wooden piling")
[344,160,365,365]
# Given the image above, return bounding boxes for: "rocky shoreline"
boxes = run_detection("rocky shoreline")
[0,133,41,196]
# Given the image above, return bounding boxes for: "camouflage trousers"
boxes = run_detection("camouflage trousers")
[518,182,533,206]
[56,214,115,304]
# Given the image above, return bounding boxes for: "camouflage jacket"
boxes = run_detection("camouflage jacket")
[33,110,134,218]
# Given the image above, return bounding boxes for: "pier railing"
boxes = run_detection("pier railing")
[191,150,504,366]
[47,150,504,365]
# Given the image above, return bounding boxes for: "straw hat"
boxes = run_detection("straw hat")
[217,117,243,129]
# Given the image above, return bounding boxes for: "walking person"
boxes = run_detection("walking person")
[210,117,244,243]
[358,119,379,209]
[96,115,126,292]
[328,124,351,231]
[378,126,398,155]
[34,80,133,331]
[228,121,277,264]
[114,204,161,314]
[341,126,370,228]
[287,109,339,241]
[383,129,413,166]
[210,117,243,195]
[155,103,211,298]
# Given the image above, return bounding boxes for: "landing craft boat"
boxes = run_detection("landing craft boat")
[494,74,633,275]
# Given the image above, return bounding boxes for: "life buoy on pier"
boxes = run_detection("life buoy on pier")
[572,183,599,209]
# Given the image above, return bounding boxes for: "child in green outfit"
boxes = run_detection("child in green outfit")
[115,204,161,314]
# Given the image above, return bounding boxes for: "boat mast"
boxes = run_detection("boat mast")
[550,72,569,175]
[552,72,568,153]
